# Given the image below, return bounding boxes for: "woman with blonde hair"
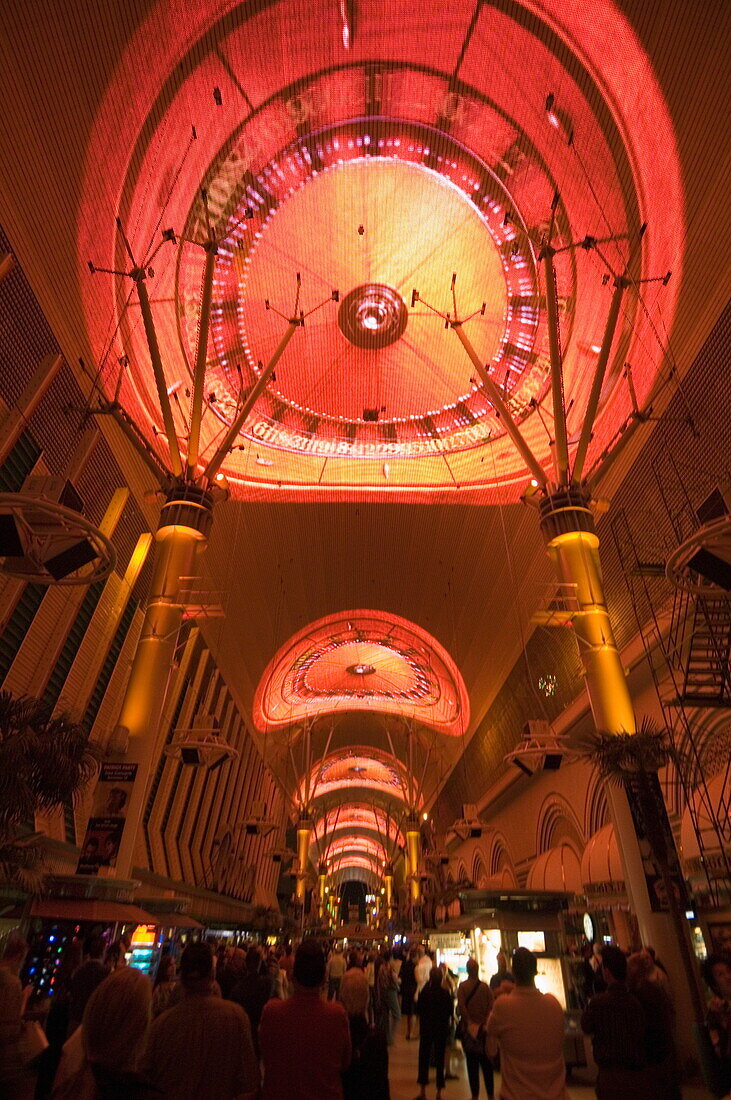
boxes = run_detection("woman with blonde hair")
[53,966,154,1098]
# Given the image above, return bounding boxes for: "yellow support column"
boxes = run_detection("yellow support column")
[110,484,213,879]
[296,818,312,904]
[384,865,394,918]
[405,817,421,904]
[318,863,328,920]
[540,486,703,1053]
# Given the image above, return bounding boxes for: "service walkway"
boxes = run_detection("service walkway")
[386,1021,713,1099]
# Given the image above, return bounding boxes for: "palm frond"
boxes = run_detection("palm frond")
[0,831,46,895]
[563,717,675,784]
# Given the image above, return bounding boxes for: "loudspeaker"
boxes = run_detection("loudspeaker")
[43,538,98,580]
[688,548,731,592]
[180,746,202,765]
[0,514,24,557]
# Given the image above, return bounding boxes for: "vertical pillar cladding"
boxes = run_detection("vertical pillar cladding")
[384,864,394,914]
[540,485,703,1050]
[296,819,312,902]
[108,483,213,879]
[406,819,421,903]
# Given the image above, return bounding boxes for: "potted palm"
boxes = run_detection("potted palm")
[0,691,98,894]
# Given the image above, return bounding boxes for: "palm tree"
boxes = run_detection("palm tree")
[568,718,706,1025]
[0,691,99,891]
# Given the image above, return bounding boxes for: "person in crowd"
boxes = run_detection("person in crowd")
[641,946,672,1000]
[68,935,108,1035]
[587,942,607,996]
[414,965,453,1100]
[581,944,647,1098]
[376,948,401,1046]
[53,966,154,1099]
[439,963,459,1079]
[488,950,514,992]
[340,964,390,1100]
[35,939,82,1099]
[280,943,295,986]
[414,946,431,1002]
[151,954,178,1019]
[457,957,494,1100]
[140,941,258,1100]
[231,946,271,1047]
[486,947,568,1100]
[626,951,680,1099]
[340,952,368,1012]
[259,939,351,1100]
[400,947,418,1040]
[217,946,244,1000]
[365,953,377,1025]
[327,944,347,1001]
[702,954,731,1097]
[102,941,126,972]
[0,936,32,1100]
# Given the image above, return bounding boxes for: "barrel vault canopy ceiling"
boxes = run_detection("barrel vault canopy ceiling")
[0,0,728,875]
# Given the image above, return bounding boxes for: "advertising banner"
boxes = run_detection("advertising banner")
[76,763,138,874]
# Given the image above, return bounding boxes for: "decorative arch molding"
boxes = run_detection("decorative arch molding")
[472,852,488,889]
[488,832,516,885]
[584,773,609,839]
[536,794,585,855]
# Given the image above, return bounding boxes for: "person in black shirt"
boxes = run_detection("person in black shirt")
[68,934,108,1035]
[581,946,648,1099]
[488,951,514,992]
[340,964,389,1100]
[415,966,453,1100]
[400,948,418,1040]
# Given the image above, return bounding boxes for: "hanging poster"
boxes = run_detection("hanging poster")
[624,771,690,913]
[76,763,137,874]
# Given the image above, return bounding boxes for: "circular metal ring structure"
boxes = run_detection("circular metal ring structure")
[0,493,117,586]
[665,515,731,596]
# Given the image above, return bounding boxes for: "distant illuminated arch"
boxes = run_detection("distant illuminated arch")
[312,802,405,849]
[299,746,413,806]
[254,609,469,734]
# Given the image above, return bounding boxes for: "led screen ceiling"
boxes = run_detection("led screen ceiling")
[253,609,469,734]
[80,0,682,499]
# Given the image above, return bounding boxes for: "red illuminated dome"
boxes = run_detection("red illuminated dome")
[79,0,683,500]
[253,609,469,734]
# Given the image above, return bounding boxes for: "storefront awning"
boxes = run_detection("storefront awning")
[152,911,203,929]
[31,899,159,924]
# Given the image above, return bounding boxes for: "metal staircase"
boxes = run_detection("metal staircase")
[681,597,731,706]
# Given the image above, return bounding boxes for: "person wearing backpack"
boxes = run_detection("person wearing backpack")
[457,958,494,1100]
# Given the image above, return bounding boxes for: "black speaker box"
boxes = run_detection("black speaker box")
[0,513,24,557]
[43,539,98,580]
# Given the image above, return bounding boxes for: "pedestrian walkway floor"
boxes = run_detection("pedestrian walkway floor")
[386,1021,712,1099]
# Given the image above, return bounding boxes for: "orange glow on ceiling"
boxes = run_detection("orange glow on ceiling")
[76,0,683,500]
[314,804,404,847]
[254,608,469,733]
[299,748,412,805]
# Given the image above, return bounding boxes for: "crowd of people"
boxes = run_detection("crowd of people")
[1,929,730,1099]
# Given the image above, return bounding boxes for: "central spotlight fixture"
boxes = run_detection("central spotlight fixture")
[338,283,408,349]
[347,663,376,676]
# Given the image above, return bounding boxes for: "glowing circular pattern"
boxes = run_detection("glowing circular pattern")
[84,0,683,497]
[181,139,547,456]
[253,609,469,733]
[299,749,411,803]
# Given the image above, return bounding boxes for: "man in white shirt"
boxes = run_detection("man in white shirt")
[326,944,347,1000]
[485,947,569,1100]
